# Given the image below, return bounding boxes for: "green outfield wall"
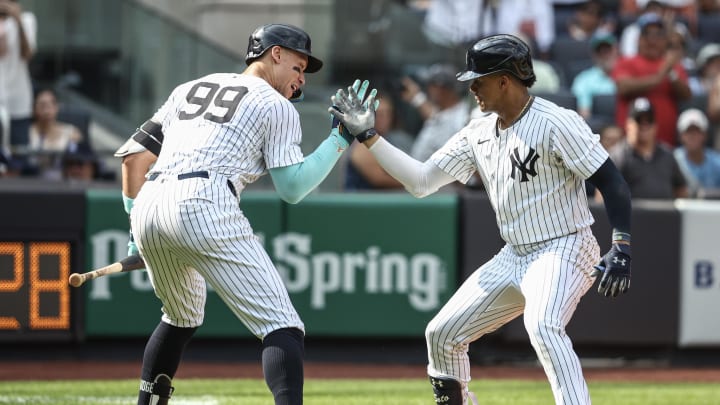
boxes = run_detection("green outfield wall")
[83,191,457,338]
[1,182,718,347]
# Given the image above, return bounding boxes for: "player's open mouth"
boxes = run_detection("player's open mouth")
[291,84,298,93]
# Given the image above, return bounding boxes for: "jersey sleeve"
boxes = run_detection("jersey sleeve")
[551,109,609,179]
[429,125,477,184]
[263,98,305,169]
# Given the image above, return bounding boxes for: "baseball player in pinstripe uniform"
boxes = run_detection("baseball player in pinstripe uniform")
[114,24,368,405]
[330,34,633,405]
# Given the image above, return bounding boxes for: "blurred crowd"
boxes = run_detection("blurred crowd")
[2,0,719,198]
[0,0,111,183]
[345,0,720,200]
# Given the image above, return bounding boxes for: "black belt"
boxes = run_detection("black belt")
[147,171,236,197]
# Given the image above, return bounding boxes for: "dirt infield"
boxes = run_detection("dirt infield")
[2,361,720,382]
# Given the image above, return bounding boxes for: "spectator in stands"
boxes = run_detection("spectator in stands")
[0,143,7,176]
[344,91,413,190]
[572,29,619,119]
[610,97,688,198]
[612,12,691,147]
[587,123,625,200]
[673,108,720,197]
[696,0,720,13]
[691,42,720,96]
[694,43,720,149]
[423,0,555,59]
[566,0,615,41]
[26,88,84,179]
[400,63,470,161]
[618,1,691,57]
[0,0,36,150]
[600,123,624,150]
[61,143,99,183]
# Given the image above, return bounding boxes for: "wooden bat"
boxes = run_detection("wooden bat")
[68,254,145,287]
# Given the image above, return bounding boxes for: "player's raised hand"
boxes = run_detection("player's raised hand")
[328,81,377,136]
[594,243,631,298]
[330,80,381,143]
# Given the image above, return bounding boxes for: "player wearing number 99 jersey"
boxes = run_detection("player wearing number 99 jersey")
[115,24,365,405]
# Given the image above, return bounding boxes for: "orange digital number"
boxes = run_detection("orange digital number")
[0,243,23,329]
[29,242,70,329]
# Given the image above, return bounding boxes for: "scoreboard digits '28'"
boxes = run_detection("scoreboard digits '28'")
[0,241,75,340]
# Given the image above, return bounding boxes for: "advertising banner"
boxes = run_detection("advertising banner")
[676,199,720,347]
[84,191,458,338]
[84,190,283,337]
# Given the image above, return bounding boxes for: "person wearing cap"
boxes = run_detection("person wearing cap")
[400,63,470,161]
[566,0,615,41]
[114,23,370,405]
[61,143,99,182]
[572,29,619,119]
[612,12,691,147]
[610,97,688,198]
[673,108,720,197]
[618,1,690,57]
[691,42,720,95]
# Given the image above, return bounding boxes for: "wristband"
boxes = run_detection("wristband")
[122,193,134,215]
[356,128,378,143]
[612,230,631,244]
[668,70,679,82]
[410,92,427,108]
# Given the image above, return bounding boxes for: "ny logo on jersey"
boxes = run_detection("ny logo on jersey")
[509,146,539,182]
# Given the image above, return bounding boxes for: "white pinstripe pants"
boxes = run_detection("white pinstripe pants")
[132,174,304,339]
[426,227,600,405]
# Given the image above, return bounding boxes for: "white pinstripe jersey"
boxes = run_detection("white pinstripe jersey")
[431,97,609,245]
[149,73,304,194]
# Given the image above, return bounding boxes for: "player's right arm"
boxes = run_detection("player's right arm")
[114,119,163,256]
[268,80,374,203]
[114,120,163,199]
[364,137,455,197]
[329,81,457,197]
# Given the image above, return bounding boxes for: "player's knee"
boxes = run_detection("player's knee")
[138,373,174,405]
[523,317,563,342]
[425,317,449,346]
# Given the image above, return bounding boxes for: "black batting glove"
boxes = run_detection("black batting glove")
[595,243,631,298]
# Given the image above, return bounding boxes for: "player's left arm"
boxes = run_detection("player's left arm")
[552,111,632,298]
[587,158,633,298]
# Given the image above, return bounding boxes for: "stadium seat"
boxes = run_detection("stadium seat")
[679,93,708,113]
[697,13,720,43]
[550,37,593,62]
[57,104,91,148]
[591,93,616,120]
[565,59,594,85]
[535,90,577,111]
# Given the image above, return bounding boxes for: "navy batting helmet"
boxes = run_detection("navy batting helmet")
[245,24,323,73]
[456,34,536,86]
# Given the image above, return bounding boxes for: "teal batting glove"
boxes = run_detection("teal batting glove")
[122,193,141,257]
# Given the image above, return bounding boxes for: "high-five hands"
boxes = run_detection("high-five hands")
[328,79,378,137]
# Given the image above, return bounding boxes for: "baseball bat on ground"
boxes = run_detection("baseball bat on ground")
[68,254,145,287]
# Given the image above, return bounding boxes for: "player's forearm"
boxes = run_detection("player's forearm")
[121,150,157,198]
[269,130,349,204]
[367,137,454,197]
